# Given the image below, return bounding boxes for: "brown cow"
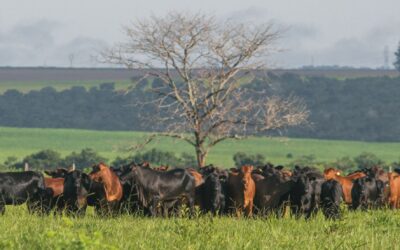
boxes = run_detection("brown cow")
[323,168,366,205]
[42,177,65,213]
[227,165,256,217]
[388,171,400,208]
[44,178,64,197]
[89,163,123,203]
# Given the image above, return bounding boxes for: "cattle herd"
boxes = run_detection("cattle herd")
[0,162,398,220]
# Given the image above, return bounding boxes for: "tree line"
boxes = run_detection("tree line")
[0,74,399,141]
[2,148,398,174]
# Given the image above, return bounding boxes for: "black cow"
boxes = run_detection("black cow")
[120,164,196,217]
[351,175,384,211]
[0,171,48,214]
[110,165,143,214]
[253,168,293,216]
[62,170,105,216]
[289,166,324,219]
[320,179,342,220]
[196,166,227,215]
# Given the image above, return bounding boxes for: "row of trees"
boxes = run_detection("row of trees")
[232,151,397,173]
[1,74,400,140]
[2,148,397,174]
[2,148,106,170]
[1,148,197,171]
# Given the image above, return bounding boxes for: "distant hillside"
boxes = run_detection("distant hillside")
[0,67,397,82]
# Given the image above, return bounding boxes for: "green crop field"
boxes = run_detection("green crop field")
[0,127,399,167]
[0,80,133,94]
[0,206,399,249]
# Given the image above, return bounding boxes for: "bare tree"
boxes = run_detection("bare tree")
[104,12,309,167]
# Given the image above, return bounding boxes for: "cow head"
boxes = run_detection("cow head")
[240,165,253,186]
[323,168,341,180]
[89,162,109,182]
[119,163,138,184]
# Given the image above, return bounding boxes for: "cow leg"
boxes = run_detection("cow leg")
[188,195,195,218]
[26,200,37,214]
[304,209,312,219]
[0,202,5,215]
[54,198,64,216]
[290,205,299,218]
[77,206,87,217]
[162,202,169,218]
[218,198,225,216]
[150,197,160,217]
[244,200,253,217]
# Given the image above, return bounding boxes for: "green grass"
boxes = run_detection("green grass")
[0,126,399,249]
[0,127,399,167]
[0,80,133,93]
[0,206,400,249]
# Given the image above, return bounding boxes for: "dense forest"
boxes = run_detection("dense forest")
[0,73,399,141]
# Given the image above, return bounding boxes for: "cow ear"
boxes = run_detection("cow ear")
[275,165,284,171]
[44,170,53,176]
[58,168,68,176]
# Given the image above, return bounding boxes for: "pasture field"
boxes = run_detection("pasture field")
[0,76,252,93]
[0,127,399,167]
[0,206,400,249]
[0,67,398,93]
[0,80,133,94]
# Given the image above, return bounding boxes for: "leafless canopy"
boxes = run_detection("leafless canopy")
[104,12,309,167]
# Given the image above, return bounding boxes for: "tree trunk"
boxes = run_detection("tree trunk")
[195,147,207,168]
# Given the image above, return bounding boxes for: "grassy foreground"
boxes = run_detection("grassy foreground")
[0,206,399,249]
[0,127,399,167]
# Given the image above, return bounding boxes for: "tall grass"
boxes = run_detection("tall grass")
[0,206,399,249]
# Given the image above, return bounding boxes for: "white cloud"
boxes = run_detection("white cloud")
[0,20,108,67]
[0,1,399,68]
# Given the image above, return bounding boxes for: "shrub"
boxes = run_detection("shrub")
[61,148,108,170]
[13,150,62,170]
[288,154,318,168]
[329,156,357,173]
[3,156,18,169]
[354,152,384,169]
[233,152,266,167]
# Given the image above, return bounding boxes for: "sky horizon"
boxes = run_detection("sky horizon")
[0,0,399,68]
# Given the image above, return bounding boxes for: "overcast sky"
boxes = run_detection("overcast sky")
[0,0,399,68]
